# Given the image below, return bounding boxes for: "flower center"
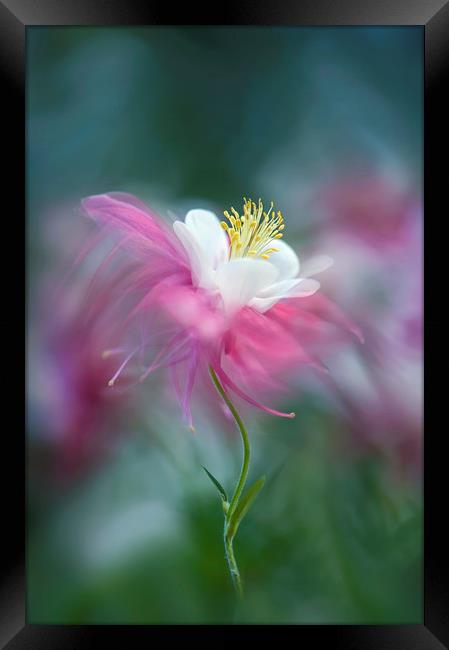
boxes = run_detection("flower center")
[221,198,285,261]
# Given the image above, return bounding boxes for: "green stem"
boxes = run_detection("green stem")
[224,527,244,598]
[209,366,250,598]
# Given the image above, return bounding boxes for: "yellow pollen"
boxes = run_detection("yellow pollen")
[222,198,287,260]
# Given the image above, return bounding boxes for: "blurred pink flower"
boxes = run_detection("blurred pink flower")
[80,193,361,428]
[31,292,132,478]
[29,213,133,478]
[318,172,419,251]
[311,169,422,475]
[316,170,422,356]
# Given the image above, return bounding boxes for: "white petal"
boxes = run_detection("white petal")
[173,221,215,289]
[250,277,320,313]
[250,296,285,313]
[184,209,229,269]
[300,254,333,278]
[256,278,304,299]
[287,277,321,297]
[215,258,279,314]
[266,239,300,280]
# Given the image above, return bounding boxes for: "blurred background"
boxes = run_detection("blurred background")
[27,27,423,623]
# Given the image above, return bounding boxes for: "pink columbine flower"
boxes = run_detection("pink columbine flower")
[81,193,360,428]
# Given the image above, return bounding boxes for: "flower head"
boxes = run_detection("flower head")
[172,198,332,316]
[81,193,360,427]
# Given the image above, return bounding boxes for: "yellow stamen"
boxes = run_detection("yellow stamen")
[222,197,287,261]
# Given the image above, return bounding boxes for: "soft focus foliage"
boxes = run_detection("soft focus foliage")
[27,26,422,623]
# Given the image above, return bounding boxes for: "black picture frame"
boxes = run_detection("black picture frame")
[3,0,447,646]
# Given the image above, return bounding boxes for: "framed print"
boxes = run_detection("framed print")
[2,0,447,647]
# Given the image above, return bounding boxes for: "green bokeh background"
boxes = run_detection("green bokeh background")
[27,26,422,624]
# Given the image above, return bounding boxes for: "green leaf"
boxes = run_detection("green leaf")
[202,466,228,503]
[227,475,266,539]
